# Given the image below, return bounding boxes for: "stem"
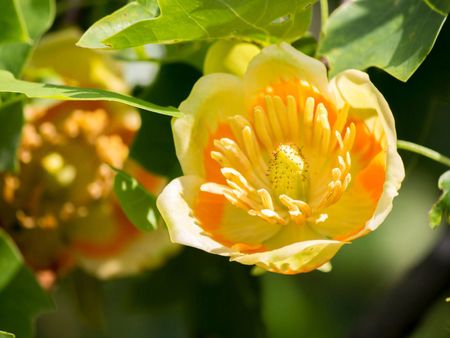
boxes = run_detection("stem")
[347,227,450,338]
[397,140,450,168]
[320,0,329,33]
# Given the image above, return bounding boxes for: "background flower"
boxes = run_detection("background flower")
[0,29,178,283]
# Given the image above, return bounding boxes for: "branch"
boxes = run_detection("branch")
[347,227,450,338]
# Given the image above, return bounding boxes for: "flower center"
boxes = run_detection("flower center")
[268,144,308,201]
[202,79,357,226]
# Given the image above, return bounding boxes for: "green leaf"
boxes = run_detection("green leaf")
[0,0,55,76]
[0,43,31,77]
[0,97,24,172]
[0,331,15,338]
[429,170,450,228]
[77,0,315,49]
[318,0,447,81]
[0,229,53,338]
[0,70,181,117]
[0,0,54,174]
[113,169,159,231]
[0,1,29,44]
[292,33,317,57]
[0,228,23,291]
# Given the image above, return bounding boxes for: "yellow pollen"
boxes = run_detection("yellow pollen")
[268,144,308,200]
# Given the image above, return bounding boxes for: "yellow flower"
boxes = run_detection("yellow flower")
[0,29,178,282]
[157,43,405,274]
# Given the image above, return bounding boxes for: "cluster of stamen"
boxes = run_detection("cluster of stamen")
[202,80,356,226]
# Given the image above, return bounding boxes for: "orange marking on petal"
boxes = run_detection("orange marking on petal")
[71,203,139,258]
[356,151,386,203]
[194,191,267,254]
[194,190,226,232]
[352,119,383,164]
[335,228,370,242]
[203,123,235,184]
[231,242,266,253]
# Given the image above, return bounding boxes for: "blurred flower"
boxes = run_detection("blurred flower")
[0,29,178,283]
[204,40,260,77]
[157,43,405,274]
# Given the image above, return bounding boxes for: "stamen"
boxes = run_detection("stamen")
[273,96,290,138]
[279,194,312,217]
[241,126,269,183]
[258,189,275,210]
[303,97,315,144]
[210,151,231,167]
[333,103,349,133]
[335,130,344,150]
[229,115,251,146]
[250,209,287,224]
[221,167,255,193]
[343,123,356,151]
[286,95,300,143]
[332,168,341,181]
[279,194,312,224]
[265,96,284,142]
[254,106,274,151]
[223,190,252,210]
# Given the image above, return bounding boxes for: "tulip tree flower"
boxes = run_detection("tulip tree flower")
[0,29,178,283]
[157,43,405,274]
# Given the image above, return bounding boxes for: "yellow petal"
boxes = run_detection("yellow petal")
[262,222,325,250]
[329,70,405,238]
[195,190,282,251]
[244,42,329,104]
[174,74,245,177]
[157,175,282,255]
[77,228,179,279]
[231,239,344,274]
[157,175,236,255]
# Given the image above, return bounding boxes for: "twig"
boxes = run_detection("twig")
[397,140,450,168]
[320,0,329,33]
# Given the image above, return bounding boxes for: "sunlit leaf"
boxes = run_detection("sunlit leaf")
[77,0,315,49]
[0,229,53,338]
[0,70,181,117]
[113,169,159,231]
[0,331,15,338]
[0,97,23,172]
[0,0,55,76]
[429,170,450,228]
[318,0,447,81]
[0,1,29,44]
